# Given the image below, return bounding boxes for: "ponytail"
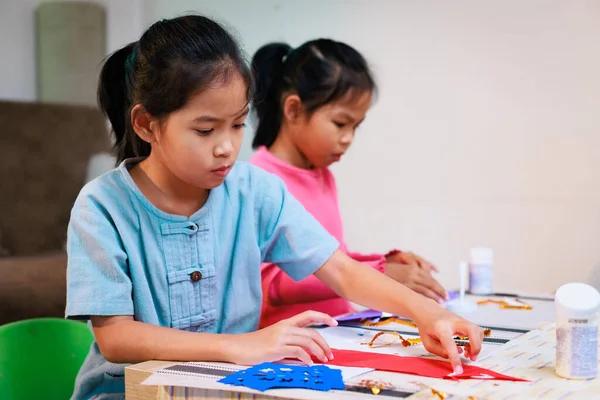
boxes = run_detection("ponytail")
[97,42,150,164]
[251,43,292,149]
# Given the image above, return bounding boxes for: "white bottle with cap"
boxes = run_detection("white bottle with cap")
[468,247,493,295]
[555,282,600,380]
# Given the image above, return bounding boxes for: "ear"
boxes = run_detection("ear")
[282,94,305,124]
[131,104,159,143]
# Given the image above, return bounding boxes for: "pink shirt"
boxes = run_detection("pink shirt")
[249,146,391,327]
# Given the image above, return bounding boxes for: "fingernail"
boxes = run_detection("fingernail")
[323,356,329,362]
[329,353,334,360]
[472,354,478,361]
[454,365,463,375]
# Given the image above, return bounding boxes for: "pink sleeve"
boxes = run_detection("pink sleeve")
[344,249,402,274]
[345,251,386,273]
[262,263,340,306]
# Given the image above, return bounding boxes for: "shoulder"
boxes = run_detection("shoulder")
[224,161,287,204]
[72,167,132,219]
[226,161,285,187]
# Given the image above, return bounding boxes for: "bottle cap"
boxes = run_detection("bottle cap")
[555,283,600,318]
[470,247,493,264]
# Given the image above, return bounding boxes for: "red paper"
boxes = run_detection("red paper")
[321,349,528,382]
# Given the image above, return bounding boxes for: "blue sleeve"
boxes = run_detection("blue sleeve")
[65,195,133,319]
[257,172,339,281]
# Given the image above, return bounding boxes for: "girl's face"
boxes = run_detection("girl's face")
[291,90,372,169]
[149,74,249,189]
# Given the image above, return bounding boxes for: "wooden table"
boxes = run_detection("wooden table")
[125,293,563,399]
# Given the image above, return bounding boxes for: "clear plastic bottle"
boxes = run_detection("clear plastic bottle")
[468,247,493,295]
[555,282,600,380]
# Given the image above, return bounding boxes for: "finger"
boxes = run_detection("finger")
[465,324,484,361]
[420,335,448,359]
[437,329,463,374]
[285,332,327,362]
[418,272,448,300]
[464,344,471,359]
[398,252,420,269]
[290,327,332,361]
[414,254,433,271]
[411,284,444,303]
[288,311,338,328]
[285,345,313,365]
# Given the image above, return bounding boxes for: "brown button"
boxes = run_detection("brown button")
[190,271,202,282]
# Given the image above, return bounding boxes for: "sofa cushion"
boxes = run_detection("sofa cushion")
[0,101,111,256]
[0,252,67,325]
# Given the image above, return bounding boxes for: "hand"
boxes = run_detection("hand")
[226,311,337,366]
[386,251,439,273]
[385,262,448,302]
[413,300,484,374]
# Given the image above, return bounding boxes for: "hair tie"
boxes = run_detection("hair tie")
[125,44,138,73]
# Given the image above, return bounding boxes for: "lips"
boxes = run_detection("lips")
[211,165,231,177]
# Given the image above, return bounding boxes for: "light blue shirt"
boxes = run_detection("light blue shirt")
[66,159,339,400]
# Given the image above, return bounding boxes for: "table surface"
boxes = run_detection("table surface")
[125,293,587,400]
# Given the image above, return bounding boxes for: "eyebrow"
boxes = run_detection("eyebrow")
[193,106,250,123]
[335,111,364,124]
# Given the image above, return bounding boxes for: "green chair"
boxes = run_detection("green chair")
[0,318,93,400]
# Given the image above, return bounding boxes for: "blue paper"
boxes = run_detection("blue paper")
[218,363,345,392]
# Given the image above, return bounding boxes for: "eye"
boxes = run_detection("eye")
[333,121,346,128]
[195,129,213,136]
[233,122,247,130]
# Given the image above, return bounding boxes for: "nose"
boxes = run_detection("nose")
[214,138,234,157]
[340,130,354,146]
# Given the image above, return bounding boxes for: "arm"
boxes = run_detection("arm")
[263,262,340,306]
[314,250,484,373]
[92,316,234,363]
[315,250,425,318]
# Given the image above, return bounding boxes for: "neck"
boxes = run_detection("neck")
[131,155,210,217]
[268,124,313,169]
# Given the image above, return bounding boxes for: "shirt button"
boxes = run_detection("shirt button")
[190,271,202,282]
[188,224,197,231]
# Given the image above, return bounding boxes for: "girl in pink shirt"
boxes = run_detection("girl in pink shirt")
[249,39,448,328]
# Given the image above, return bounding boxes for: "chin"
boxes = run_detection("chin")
[203,179,226,189]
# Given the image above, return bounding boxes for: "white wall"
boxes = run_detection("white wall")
[0,0,143,101]
[144,0,600,293]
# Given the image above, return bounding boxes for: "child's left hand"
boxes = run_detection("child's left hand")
[412,300,484,374]
[386,251,439,273]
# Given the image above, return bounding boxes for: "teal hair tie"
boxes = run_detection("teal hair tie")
[125,45,137,73]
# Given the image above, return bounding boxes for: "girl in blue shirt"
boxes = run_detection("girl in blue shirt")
[66,15,483,400]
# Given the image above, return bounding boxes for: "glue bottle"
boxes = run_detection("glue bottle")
[468,247,493,295]
[555,282,600,380]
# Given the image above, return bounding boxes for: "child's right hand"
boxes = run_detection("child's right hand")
[385,262,448,303]
[227,311,337,366]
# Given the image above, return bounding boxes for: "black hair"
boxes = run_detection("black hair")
[251,39,376,149]
[97,15,253,163]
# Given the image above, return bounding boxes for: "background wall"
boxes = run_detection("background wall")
[0,0,143,101]
[2,0,599,293]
